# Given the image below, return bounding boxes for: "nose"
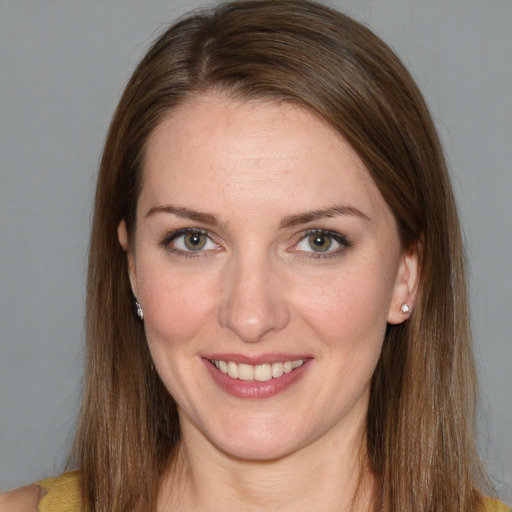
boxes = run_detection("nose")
[218,252,290,343]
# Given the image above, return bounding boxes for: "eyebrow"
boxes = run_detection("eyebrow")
[146,203,371,228]
[279,205,371,228]
[145,205,223,226]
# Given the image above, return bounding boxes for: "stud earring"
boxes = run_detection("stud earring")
[134,296,144,321]
[400,303,410,314]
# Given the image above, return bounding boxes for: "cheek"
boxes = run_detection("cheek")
[293,264,394,349]
[136,267,220,402]
[137,264,219,347]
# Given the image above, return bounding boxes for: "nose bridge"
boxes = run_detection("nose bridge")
[218,246,290,342]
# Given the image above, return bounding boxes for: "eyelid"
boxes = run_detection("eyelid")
[160,227,350,259]
[161,227,220,257]
[290,228,351,258]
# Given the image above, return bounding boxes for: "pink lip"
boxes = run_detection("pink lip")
[202,357,310,399]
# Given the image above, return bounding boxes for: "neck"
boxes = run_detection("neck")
[158,415,375,512]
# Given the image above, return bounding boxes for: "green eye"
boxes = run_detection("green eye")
[294,229,348,256]
[183,232,207,251]
[167,230,216,253]
[307,233,333,252]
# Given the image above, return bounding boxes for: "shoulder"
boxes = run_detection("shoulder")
[483,497,512,512]
[0,484,41,512]
[0,471,82,512]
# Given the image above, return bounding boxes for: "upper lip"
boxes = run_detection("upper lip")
[203,353,311,365]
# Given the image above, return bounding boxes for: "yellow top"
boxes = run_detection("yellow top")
[36,472,81,512]
[486,499,512,512]
[32,471,512,512]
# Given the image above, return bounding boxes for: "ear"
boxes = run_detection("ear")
[387,240,421,324]
[117,219,138,296]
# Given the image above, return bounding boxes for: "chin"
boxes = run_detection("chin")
[216,436,302,462]
[203,414,315,462]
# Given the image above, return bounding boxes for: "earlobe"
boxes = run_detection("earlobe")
[387,241,421,325]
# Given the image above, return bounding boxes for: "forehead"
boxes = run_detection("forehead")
[140,94,391,223]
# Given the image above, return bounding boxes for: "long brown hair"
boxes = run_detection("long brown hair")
[73,1,490,510]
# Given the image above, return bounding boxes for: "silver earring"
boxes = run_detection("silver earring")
[134,296,144,321]
[401,303,410,314]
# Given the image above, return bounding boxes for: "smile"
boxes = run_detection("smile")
[203,356,310,399]
[210,359,305,382]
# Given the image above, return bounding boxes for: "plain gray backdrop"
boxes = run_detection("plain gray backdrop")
[1,0,511,501]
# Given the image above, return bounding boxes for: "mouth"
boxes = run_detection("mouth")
[203,355,310,399]
[208,358,305,382]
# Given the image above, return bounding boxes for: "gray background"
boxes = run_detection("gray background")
[1,0,511,502]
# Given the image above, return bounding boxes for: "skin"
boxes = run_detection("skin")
[118,94,419,511]
[0,485,41,512]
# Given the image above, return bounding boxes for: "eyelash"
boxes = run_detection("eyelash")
[160,228,351,259]
[161,228,218,259]
[292,229,351,259]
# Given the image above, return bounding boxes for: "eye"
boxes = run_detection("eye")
[164,229,218,254]
[293,229,349,256]
[302,233,336,253]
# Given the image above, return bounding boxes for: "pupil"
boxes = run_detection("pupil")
[309,234,331,252]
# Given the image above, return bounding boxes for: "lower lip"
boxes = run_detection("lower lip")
[203,359,310,399]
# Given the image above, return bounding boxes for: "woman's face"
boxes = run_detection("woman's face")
[119,95,417,461]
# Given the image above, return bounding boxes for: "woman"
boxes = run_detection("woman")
[1,0,509,511]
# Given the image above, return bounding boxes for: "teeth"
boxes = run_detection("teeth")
[211,359,305,382]
[227,361,239,379]
[238,363,254,381]
[254,363,271,382]
[272,362,284,378]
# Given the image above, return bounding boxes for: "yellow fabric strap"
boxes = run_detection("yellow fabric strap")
[36,471,81,512]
